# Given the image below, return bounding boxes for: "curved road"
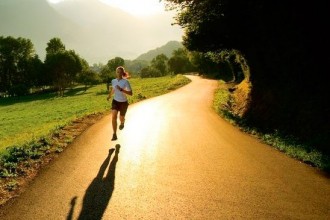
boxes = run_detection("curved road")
[1,76,329,219]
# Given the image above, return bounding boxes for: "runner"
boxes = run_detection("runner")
[107,66,133,141]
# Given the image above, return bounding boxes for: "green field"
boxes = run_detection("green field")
[0,75,191,153]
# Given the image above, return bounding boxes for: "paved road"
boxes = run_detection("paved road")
[1,76,329,219]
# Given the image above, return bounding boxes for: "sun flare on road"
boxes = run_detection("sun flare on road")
[100,0,165,17]
[120,101,163,164]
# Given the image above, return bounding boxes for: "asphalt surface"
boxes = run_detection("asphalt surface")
[0,76,329,219]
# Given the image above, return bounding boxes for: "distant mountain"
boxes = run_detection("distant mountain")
[135,41,183,61]
[0,0,183,64]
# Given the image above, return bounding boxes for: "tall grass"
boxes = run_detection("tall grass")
[0,75,191,153]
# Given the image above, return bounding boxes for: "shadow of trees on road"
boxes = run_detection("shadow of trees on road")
[67,144,120,220]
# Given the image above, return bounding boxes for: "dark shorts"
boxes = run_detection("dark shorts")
[111,99,129,116]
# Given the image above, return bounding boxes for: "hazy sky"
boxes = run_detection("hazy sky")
[0,0,183,64]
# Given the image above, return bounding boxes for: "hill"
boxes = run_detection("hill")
[135,41,183,61]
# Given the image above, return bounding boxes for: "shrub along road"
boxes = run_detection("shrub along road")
[0,76,329,219]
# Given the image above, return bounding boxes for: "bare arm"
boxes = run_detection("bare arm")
[122,89,133,96]
[107,87,114,101]
[115,85,133,96]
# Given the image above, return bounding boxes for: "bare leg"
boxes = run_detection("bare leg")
[112,110,118,134]
[119,115,125,130]
[119,115,125,125]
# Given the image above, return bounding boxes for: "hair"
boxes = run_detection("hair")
[116,66,130,79]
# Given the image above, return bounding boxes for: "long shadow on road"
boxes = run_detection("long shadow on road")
[67,144,120,220]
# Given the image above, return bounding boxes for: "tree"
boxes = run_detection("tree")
[189,51,219,76]
[151,54,168,76]
[168,48,194,74]
[25,54,44,88]
[107,57,124,72]
[44,37,86,96]
[44,49,83,96]
[164,0,330,151]
[99,65,113,91]
[76,58,100,89]
[203,50,245,82]
[77,69,100,90]
[140,66,162,78]
[0,36,37,96]
[46,37,65,55]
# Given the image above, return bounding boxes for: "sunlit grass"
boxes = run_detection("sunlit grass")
[0,74,191,153]
[212,80,231,116]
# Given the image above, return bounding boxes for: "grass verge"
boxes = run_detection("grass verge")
[0,74,190,152]
[213,80,330,172]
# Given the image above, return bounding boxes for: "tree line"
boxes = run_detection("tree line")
[0,36,99,97]
[1,35,242,97]
[138,48,242,81]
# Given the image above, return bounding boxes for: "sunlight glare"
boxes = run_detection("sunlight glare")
[120,102,164,164]
[47,0,66,4]
[100,0,165,17]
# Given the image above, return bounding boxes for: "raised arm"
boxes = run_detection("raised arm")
[121,88,132,96]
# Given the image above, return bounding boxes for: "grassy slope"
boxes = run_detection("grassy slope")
[213,80,330,172]
[0,75,191,153]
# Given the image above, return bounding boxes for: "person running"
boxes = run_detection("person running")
[107,66,133,141]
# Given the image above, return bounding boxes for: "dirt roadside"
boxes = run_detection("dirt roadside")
[0,111,109,206]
